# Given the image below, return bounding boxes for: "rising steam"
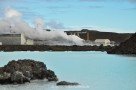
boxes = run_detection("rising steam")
[0,8,84,46]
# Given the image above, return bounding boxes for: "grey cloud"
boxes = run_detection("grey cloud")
[42,0,63,2]
[128,0,136,3]
[46,6,70,9]
[80,0,136,3]
[46,20,66,29]
[79,0,105,2]
[89,6,103,9]
[46,6,70,14]
[122,7,136,10]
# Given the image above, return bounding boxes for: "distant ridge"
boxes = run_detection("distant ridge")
[65,29,133,43]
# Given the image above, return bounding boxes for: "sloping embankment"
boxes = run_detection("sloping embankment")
[107,33,136,54]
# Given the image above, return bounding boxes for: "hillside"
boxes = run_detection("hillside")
[65,29,133,43]
[107,33,136,54]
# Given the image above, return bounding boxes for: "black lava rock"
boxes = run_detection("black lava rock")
[56,81,79,86]
[107,33,136,54]
[0,59,58,84]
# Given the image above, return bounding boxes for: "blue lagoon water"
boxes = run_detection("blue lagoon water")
[0,51,136,90]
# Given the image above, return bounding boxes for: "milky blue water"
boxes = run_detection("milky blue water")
[0,51,136,90]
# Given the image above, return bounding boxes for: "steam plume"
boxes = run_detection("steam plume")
[0,8,84,46]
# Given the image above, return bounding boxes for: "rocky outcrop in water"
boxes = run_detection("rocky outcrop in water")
[107,33,136,54]
[0,59,58,84]
[56,81,79,86]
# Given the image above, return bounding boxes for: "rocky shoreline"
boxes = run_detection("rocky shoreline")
[0,59,58,84]
[107,33,136,54]
[0,45,113,52]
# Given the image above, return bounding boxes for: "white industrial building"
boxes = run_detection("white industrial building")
[95,39,111,46]
[0,33,33,45]
[0,42,2,45]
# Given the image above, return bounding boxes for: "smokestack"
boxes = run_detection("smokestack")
[9,24,15,33]
[35,18,44,31]
[87,32,89,40]
[36,22,42,30]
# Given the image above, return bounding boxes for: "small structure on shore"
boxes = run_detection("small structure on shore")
[65,30,90,40]
[95,39,111,46]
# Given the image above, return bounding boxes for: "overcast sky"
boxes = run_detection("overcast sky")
[0,0,136,33]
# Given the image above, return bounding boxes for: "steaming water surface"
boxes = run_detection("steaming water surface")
[0,51,136,90]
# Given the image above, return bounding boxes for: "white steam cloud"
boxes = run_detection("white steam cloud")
[0,8,84,46]
[4,8,22,18]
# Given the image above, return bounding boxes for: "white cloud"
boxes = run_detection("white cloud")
[4,8,22,18]
[0,8,84,46]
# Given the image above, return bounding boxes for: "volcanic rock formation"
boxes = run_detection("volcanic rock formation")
[0,59,58,84]
[107,33,136,54]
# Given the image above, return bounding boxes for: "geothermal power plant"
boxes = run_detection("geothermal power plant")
[0,19,131,46]
[0,20,131,46]
[0,28,131,46]
[0,8,132,46]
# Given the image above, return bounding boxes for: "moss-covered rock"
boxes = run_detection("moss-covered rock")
[0,59,58,84]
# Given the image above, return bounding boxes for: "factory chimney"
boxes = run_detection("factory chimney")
[9,24,15,33]
[35,18,44,31]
